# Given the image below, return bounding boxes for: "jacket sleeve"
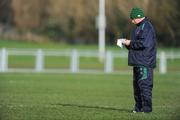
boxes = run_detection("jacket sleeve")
[130,25,153,50]
[130,39,145,50]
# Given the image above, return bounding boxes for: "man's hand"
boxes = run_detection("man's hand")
[122,39,131,46]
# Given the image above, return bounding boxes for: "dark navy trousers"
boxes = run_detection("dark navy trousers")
[133,66,153,112]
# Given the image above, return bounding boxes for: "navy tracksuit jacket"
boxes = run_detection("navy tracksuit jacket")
[126,17,157,112]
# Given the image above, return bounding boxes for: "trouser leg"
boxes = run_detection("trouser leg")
[133,67,143,112]
[137,67,153,112]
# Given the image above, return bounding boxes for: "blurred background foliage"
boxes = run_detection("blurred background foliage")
[0,0,180,46]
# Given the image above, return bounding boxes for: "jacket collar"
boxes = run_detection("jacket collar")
[137,17,148,26]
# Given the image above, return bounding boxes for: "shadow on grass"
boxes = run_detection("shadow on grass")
[53,103,131,113]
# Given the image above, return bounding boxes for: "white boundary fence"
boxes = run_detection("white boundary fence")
[0,48,180,74]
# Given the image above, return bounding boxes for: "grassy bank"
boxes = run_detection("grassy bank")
[0,73,180,120]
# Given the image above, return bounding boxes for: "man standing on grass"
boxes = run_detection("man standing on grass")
[122,7,157,113]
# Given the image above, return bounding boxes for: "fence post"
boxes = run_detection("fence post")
[36,49,44,72]
[70,49,79,73]
[105,51,113,73]
[159,51,167,74]
[0,48,8,72]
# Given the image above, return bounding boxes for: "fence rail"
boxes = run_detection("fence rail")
[0,48,180,74]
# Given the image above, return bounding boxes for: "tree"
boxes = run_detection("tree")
[0,0,13,24]
[1,0,179,46]
[11,0,46,30]
[147,0,179,46]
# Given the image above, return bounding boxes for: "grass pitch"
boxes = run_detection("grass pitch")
[0,73,180,120]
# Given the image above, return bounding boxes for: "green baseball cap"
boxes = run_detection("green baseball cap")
[130,7,144,19]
